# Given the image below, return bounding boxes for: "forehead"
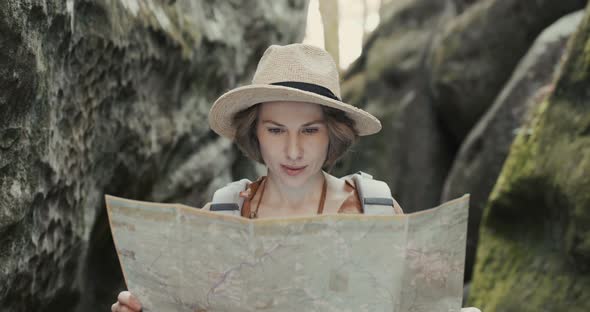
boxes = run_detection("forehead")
[258,101,323,122]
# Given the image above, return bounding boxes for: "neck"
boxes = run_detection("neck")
[263,169,325,211]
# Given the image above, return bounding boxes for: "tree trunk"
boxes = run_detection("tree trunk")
[319,0,340,69]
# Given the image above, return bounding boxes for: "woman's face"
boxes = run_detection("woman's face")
[256,101,329,187]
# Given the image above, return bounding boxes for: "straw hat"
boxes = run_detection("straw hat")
[208,43,382,139]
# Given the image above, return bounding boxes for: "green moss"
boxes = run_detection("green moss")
[470,101,590,309]
[470,209,590,311]
[568,19,590,83]
[469,6,590,310]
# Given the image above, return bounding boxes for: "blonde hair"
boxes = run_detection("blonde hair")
[232,103,358,172]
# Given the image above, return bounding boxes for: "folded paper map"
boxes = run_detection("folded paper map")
[105,194,469,312]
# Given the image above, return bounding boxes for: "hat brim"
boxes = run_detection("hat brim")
[209,84,381,139]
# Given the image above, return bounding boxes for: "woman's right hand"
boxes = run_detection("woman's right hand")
[111,291,142,312]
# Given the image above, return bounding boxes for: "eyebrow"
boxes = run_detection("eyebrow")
[261,119,325,127]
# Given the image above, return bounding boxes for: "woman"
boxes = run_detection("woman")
[112,43,477,312]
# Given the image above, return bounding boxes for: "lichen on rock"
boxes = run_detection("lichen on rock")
[468,4,590,311]
[0,1,308,311]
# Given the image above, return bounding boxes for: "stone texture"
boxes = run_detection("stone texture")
[441,10,585,282]
[468,4,590,311]
[334,0,456,213]
[451,0,485,14]
[3,0,589,310]
[336,0,586,215]
[427,0,587,144]
[0,1,308,311]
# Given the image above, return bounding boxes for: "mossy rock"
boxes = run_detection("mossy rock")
[442,10,584,282]
[0,0,308,311]
[336,0,456,212]
[427,0,586,144]
[468,4,590,311]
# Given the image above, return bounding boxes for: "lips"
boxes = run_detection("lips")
[281,164,307,176]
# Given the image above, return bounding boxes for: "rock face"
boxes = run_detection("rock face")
[336,0,587,214]
[2,0,589,310]
[442,10,585,281]
[335,0,456,213]
[468,5,590,311]
[428,0,587,144]
[336,0,588,290]
[0,1,307,311]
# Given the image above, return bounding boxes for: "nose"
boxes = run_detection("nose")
[285,132,302,161]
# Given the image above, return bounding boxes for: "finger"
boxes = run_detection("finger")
[112,302,137,312]
[117,291,142,311]
[114,304,138,312]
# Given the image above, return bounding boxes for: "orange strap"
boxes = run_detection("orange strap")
[249,176,327,219]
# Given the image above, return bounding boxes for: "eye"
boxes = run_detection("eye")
[267,127,284,134]
[302,128,319,135]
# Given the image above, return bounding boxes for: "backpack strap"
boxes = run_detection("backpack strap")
[342,171,401,215]
[209,173,402,217]
[209,178,251,216]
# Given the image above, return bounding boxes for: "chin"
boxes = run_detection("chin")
[279,175,308,187]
